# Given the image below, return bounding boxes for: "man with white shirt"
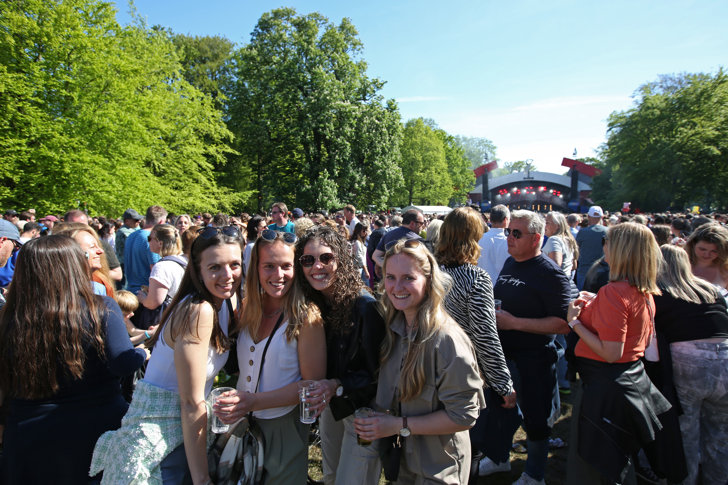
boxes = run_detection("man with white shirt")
[343,204,360,235]
[477,205,510,285]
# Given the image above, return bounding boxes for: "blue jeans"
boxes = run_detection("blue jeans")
[160,444,192,485]
[483,345,559,480]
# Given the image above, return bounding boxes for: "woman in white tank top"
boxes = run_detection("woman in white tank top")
[213,230,326,484]
[90,225,244,484]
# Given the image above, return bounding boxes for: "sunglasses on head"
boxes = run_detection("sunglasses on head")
[260,229,297,244]
[299,253,335,268]
[504,228,531,239]
[198,225,241,239]
[384,237,423,251]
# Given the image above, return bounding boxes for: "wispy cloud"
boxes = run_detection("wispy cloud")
[512,95,631,112]
[396,96,448,103]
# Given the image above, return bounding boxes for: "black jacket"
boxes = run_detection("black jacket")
[326,292,386,420]
[576,357,671,483]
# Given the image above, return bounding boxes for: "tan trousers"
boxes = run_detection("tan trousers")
[319,407,381,485]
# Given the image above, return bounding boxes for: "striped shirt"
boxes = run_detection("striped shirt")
[442,263,513,396]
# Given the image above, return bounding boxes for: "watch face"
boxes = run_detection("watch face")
[336,385,344,397]
[399,427,411,437]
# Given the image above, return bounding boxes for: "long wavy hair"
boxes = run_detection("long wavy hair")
[380,239,455,402]
[436,207,484,266]
[54,222,115,297]
[658,244,719,304]
[685,222,728,268]
[0,236,105,399]
[149,228,243,353]
[294,225,366,331]
[546,211,579,262]
[239,233,321,342]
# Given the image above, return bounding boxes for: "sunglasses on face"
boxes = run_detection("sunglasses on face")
[299,253,335,268]
[504,228,531,239]
[198,225,241,239]
[260,229,297,244]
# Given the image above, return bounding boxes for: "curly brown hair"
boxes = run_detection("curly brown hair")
[295,225,368,331]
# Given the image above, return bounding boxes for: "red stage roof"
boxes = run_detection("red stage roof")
[561,158,601,178]
[473,161,498,177]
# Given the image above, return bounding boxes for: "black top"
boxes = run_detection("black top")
[653,291,728,343]
[325,292,386,420]
[494,254,571,352]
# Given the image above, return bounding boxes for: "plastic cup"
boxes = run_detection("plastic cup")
[209,387,235,434]
[354,407,375,446]
[494,299,502,311]
[298,380,317,424]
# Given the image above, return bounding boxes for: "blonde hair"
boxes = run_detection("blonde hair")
[546,211,579,262]
[658,244,718,304]
[152,223,182,257]
[436,207,484,266]
[239,235,321,342]
[115,290,139,314]
[381,239,455,402]
[606,223,661,294]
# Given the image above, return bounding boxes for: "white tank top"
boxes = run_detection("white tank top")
[237,319,301,419]
[144,296,230,397]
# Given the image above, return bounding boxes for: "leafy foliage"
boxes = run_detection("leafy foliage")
[0,0,243,215]
[595,71,728,211]
[225,8,402,212]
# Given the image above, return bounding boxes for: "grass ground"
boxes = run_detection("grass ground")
[307,391,575,485]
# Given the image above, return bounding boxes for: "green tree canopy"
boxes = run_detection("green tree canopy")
[594,71,728,211]
[226,8,402,212]
[396,118,451,206]
[0,0,242,215]
[454,135,498,169]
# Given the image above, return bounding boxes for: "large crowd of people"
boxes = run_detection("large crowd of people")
[0,202,726,484]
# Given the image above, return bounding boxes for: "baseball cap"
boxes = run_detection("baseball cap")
[122,209,143,221]
[41,215,59,222]
[0,219,20,241]
[292,208,304,218]
[588,206,604,218]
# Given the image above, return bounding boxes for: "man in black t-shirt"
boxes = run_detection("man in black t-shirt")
[478,210,571,484]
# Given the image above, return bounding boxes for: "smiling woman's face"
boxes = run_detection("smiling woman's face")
[257,240,295,300]
[200,243,243,304]
[302,239,338,298]
[75,231,104,271]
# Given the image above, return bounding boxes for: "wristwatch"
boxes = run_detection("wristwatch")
[568,319,581,330]
[334,379,344,397]
[399,416,411,437]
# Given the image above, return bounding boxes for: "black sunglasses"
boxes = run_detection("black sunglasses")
[504,228,532,239]
[299,253,336,268]
[260,229,297,244]
[198,225,241,239]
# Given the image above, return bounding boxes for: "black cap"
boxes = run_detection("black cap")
[122,209,143,221]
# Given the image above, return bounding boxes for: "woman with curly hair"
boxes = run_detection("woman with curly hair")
[354,239,485,483]
[295,225,386,485]
[685,222,728,297]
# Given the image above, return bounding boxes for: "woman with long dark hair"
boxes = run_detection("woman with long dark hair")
[354,239,485,483]
[243,214,267,275]
[213,230,326,483]
[91,226,243,484]
[295,225,386,485]
[566,223,671,483]
[0,235,146,484]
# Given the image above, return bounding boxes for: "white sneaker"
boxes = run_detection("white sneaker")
[512,472,546,485]
[478,456,511,476]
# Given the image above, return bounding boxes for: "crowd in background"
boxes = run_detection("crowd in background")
[0,201,726,485]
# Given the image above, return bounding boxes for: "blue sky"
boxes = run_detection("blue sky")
[115,0,727,174]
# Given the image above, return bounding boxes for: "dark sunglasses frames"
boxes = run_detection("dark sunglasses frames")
[504,228,533,239]
[198,225,241,239]
[299,253,335,268]
[260,229,297,244]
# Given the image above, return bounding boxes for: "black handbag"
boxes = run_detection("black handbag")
[208,313,284,485]
[378,434,403,482]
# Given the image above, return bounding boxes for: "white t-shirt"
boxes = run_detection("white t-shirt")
[237,319,301,420]
[149,256,187,300]
[543,235,574,275]
[144,297,230,397]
